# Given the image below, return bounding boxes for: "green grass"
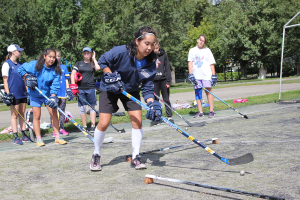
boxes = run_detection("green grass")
[1,89,299,142]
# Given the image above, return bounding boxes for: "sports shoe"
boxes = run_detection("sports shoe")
[90,154,101,171]
[60,129,69,136]
[194,112,204,118]
[14,137,23,145]
[150,121,159,127]
[208,111,215,118]
[131,155,147,169]
[37,138,45,147]
[168,118,175,124]
[88,126,95,133]
[22,136,30,142]
[55,137,67,145]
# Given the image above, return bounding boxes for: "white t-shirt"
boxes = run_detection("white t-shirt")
[1,62,10,77]
[187,47,216,80]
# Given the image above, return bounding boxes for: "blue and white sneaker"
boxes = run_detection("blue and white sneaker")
[14,137,23,145]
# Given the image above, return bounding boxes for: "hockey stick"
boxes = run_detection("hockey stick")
[35,87,94,142]
[0,90,34,142]
[76,93,126,133]
[122,90,253,165]
[154,93,206,127]
[193,81,248,119]
[125,138,218,162]
[144,175,284,200]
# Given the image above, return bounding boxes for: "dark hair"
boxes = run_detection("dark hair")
[126,26,157,63]
[198,34,207,44]
[35,48,62,75]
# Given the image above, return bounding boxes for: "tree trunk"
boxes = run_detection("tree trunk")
[258,68,267,79]
[171,67,176,84]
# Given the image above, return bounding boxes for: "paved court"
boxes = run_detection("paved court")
[0,102,299,199]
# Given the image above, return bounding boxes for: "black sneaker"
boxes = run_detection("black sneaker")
[168,118,175,124]
[90,154,101,171]
[150,121,159,127]
[88,126,96,133]
[131,155,147,169]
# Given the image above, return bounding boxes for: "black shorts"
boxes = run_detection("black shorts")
[12,98,27,105]
[98,90,142,113]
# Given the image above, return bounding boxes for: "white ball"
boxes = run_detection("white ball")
[240,170,245,176]
[185,127,188,130]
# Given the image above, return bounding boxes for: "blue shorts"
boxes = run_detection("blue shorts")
[78,89,97,107]
[30,96,47,107]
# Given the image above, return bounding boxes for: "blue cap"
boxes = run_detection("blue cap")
[82,47,92,53]
[7,44,24,52]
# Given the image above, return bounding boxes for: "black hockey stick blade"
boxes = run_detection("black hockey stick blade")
[22,132,34,142]
[186,121,206,127]
[118,128,126,133]
[228,153,254,165]
[243,115,248,119]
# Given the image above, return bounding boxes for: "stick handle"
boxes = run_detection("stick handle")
[35,87,94,141]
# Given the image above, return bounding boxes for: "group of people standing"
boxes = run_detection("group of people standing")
[1,26,217,171]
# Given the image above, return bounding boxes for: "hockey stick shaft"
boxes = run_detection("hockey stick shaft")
[193,81,248,119]
[122,90,253,165]
[0,90,34,142]
[35,87,94,142]
[154,93,203,127]
[77,93,125,133]
[128,138,217,157]
[145,175,284,200]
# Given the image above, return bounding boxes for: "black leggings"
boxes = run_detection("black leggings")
[50,98,67,129]
[154,80,172,118]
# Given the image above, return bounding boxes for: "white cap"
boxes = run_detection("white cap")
[7,44,24,52]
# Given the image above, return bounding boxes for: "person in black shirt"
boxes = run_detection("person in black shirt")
[70,47,100,132]
[152,39,173,126]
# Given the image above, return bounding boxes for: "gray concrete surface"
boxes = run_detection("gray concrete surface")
[0,80,300,129]
[0,102,299,199]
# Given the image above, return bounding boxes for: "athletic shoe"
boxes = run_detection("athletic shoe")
[22,136,30,142]
[208,111,215,118]
[150,121,159,127]
[194,112,204,118]
[52,131,56,138]
[88,126,95,133]
[55,137,67,145]
[168,118,175,124]
[37,138,45,147]
[60,129,69,136]
[14,137,23,145]
[131,155,147,169]
[90,154,101,171]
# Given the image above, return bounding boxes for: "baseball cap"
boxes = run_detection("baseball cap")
[82,47,92,53]
[7,44,24,52]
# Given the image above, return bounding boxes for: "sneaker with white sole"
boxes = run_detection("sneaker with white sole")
[14,137,23,145]
[194,112,204,118]
[54,137,67,145]
[90,154,101,171]
[131,155,147,169]
[208,111,215,118]
[37,138,45,147]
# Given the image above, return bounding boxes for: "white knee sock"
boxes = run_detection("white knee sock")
[131,128,143,159]
[93,127,106,155]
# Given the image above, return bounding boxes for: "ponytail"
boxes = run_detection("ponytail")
[5,53,12,61]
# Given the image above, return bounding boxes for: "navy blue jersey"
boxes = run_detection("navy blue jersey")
[5,59,27,99]
[98,45,156,101]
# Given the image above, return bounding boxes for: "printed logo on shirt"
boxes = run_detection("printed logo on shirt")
[156,72,162,76]
[195,55,204,68]
[156,59,161,69]
[140,70,150,78]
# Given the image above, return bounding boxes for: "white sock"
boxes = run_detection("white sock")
[93,127,106,155]
[131,128,143,159]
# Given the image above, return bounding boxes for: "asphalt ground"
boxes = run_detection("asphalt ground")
[0,102,299,199]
